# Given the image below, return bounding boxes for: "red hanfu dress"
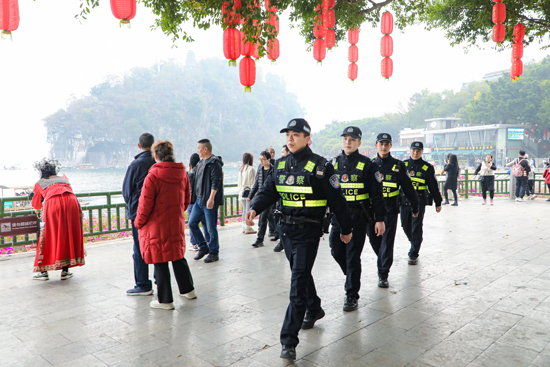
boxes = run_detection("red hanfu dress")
[31,176,85,272]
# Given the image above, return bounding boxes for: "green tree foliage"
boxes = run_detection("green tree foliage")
[77,0,550,52]
[44,57,303,164]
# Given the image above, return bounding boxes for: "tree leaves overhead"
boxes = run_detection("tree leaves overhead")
[76,0,550,52]
[44,56,303,165]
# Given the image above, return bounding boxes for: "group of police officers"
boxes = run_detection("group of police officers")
[245,118,442,360]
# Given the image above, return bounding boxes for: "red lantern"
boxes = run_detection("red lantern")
[223,28,241,67]
[241,31,255,56]
[240,56,256,92]
[267,12,279,35]
[222,0,242,26]
[512,59,523,82]
[492,2,506,24]
[510,67,517,80]
[268,38,280,62]
[313,13,327,38]
[381,58,393,79]
[313,38,326,64]
[110,0,136,27]
[348,28,359,45]
[327,0,335,8]
[380,35,393,57]
[511,42,523,61]
[513,24,525,43]
[253,41,261,60]
[381,12,393,35]
[323,9,335,29]
[492,24,505,43]
[326,29,335,49]
[0,0,19,38]
[265,0,276,12]
[348,63,358,81]
[348,45,358,63]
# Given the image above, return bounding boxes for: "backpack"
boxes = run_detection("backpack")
[511,159,526,178]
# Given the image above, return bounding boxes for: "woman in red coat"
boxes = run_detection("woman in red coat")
[134,141,196,309]
[31,158,85,280]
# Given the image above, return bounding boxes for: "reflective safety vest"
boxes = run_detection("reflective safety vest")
[333,157,370,203]
[275,159,327,208]
[382,164,400,198]
[404,160,429,191]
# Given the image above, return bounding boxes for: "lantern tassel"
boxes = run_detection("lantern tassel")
[244,86,252,93]
[271,60,277,66]
[1,31,13,41]
[119,19,132,29]
[317,61,323,66]
[229,60,237,67]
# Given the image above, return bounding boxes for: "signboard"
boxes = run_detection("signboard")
[507,128,524,140]
[0,215,40,236]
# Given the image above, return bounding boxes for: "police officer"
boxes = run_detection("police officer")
[245,118,352,360]
[400,141,442,265]
[330,126,387,312]
[367,133,419,288]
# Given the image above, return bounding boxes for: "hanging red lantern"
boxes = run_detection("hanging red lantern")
[267,13,279,35]
[381,57,393,79]
[323,9,335,29]
[511,42,523,61]
[313,13,327,38]
[223,28,241,67]
[513,24,525,43]
[492,2,506,24]
[222,0,242,27]
[241,31,256,56]
[264,0,276,12]
[0,0,19,39]
[313,38,326,64]
[348,45,358,63]
[267,38,280,62]
[240,56,256,93]
[326,0,335,9]
[381,12,393,35]
[326,29,335,49]
[492,24,505,43]
[348,63,358,81]
[510,67,517,81]
[253,41,261,60]
[380,35,393,57]
[512,59,523,82]
[110,0,136,27]
[348,28,359,45]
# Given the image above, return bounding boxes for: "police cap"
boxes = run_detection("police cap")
[280,118,312,135]
[341,126,362,139]
[410,141,424,151]
[376,133,392,143]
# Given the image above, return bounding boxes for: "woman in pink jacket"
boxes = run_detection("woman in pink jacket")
[135,141,196,309]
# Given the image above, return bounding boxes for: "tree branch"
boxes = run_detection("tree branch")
[358,0,394,15]
[510,11,550,31]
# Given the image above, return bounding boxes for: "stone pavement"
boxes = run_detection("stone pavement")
[1,197,550,367]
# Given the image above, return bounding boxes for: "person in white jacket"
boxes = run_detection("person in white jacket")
[238,153,257,233]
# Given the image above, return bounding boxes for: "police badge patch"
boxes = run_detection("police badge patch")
[329,174,340,189]
[341,174,349,182]
[375,171,383,183]
[286,175,295,185]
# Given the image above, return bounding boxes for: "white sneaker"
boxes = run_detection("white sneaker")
[150,300,175,309]
[180,290,197,299]
[517,198,523,202]
[531,195,537,200]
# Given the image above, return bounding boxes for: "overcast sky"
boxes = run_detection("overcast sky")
[1,0,549,166]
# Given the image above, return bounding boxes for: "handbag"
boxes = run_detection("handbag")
[477,175,484,183]
[241,187,250,198]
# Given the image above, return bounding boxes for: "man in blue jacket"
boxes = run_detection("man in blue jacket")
[122,133,156,295]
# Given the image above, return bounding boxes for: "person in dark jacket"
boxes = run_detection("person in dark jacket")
[122,133,156,296]
[189,139,224,263]
[187,153,210,251]
[249,151,274,248]
[442,154,459,206]
[506,150,531,201]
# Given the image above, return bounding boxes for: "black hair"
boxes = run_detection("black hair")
[260,151,271,160]
[139,133,155,149]
[519,150,526,156]
[282,145,289,152]
[198,138,212,153]
[189,153,200,168]
[152,140,175,162]
[33,158,60,179]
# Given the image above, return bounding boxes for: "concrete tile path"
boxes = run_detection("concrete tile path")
[1,197,550,366]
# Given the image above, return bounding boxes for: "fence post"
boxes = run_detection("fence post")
[464,169,469,199]
[219,199,226,227]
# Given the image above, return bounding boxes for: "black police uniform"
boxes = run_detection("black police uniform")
[367,134,419,283]
[400,142,442,261]
[329,143,386,304]
[250,121,352,349]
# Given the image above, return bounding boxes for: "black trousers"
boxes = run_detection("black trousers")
[366,207,398,279]
[154,257,194,304]
[280,226,322,347]
[400,204,426,259]
[515,176,529,198]
[257,205,273,241]
[329,214,368,299]
[268,209,276,235]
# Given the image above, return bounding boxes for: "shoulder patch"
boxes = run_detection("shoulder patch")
[329,174,340,189]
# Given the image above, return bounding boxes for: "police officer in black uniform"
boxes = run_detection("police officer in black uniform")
[367,133,419,288]
[330,126,387,312]
[245,118,352,360]
[400,141,442,265]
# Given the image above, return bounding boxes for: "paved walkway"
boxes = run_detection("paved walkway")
[1,197,550,367]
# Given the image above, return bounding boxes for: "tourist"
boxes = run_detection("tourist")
[474,154,497,205]
[249,151,273,248]
[238,153,256,234]
[506,150,530,202]
[543,161,550,201]
[526,155,537,200]
[282,145,290,157]
[189,139,224,263]
[134,141,196,310]
[187,153,210,251]
[442,154,459,206]
[31,158,85,280]
[122,133,156,296]
[265,146,278,239]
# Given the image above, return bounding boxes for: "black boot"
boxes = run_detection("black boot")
[442,200,450,205]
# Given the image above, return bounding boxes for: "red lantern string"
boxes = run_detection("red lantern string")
[0,0,19,40]
[510,23,525,82]
[324,0,335,49]
[492,0,506,45]
[238,1,261,91]
[240,56,256,93]
[380,12,393,80]
[265,0,280,64]
[110,0,136,28]
[222,0,242,67]
[348,28,359,81]
[313,4,327,65]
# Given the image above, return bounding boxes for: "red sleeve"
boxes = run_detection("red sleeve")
[31,183,43,210]
[183,172,191,211]
[544,169,549,179]
[134,175,157,229]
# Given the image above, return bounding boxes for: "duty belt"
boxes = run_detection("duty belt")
[279,214,321,228]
